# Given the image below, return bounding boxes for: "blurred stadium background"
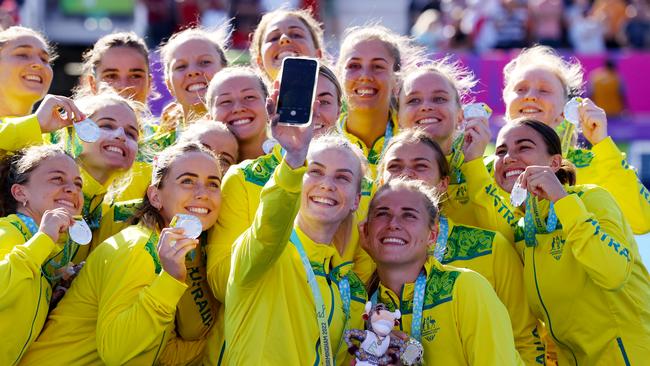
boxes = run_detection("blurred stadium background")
[3,0,650,262]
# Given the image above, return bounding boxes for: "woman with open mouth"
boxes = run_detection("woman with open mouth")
[376,129,542,365]
[0,144,83,365]
[21,142,223,365]
[250,8,325,82]
[360,178,524,365]
[493,118,650,365]
[224,109,368,365]
[502,45,650,234]
[336,25,422,176]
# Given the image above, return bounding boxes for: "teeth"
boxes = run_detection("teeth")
[24,74,42,82]
[505,170,524,178]
[105,146,125,155]
[355,88,376,96]
[187,83,207,92]
[230,118,252,126]
[521,108,540,114]
[381,237,406,245]
[311,196,337,206]
[56,199,75,208]
[276,51,298,60]
[314,124,324,130]
[416,117,440,124]
[187,207,209,214]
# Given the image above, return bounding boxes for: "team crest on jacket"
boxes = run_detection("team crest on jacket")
[421,317,440,342]
[549,235,565,260]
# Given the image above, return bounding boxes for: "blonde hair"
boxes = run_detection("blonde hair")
[205,66,269,111]
[400,55,477,106]
[250,8,325,76]
[0,26,55,60]
[503,45,584,100]
[159,24,230,83]
[308,133,369,191]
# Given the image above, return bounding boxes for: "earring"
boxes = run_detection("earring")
[22,201,27,207]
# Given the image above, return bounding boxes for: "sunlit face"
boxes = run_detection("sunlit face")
[166,38,225,111]
[494,124,560,192]
[196,128,239,172]
[313,74,341,135]
[13,154,83,224]
[363,187,435,268]
[152,152,222,230]
[380,142,445,190]
[257,14,320,80]
[301,146,361,227]
[0,35,53,104]
[79,102,139,176]
[209,75,267,143]
[91,46,151,103]
[342,39,397,111]
[504,67,567,128]
[398,71,462,146]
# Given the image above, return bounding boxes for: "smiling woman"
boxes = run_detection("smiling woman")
[21,142,223,366]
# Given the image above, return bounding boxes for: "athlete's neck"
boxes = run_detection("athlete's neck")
[377,258,426,296]
[296,213,340,246]
[0,93,34,117]
[347,105,390,149]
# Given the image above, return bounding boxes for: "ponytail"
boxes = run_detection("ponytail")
[556,158,576,186]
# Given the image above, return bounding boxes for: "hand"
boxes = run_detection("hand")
[157,227,198,282]
[266,82,314,169]
[462,116,491,162]
[515,166,568,203]
[579,98,608,145]
[38,208,75,242]
[35,95,86,133]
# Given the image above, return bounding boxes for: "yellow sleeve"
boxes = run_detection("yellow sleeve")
[587,137,650,234]
[491,234,545,365]
[95,242,188,365]
[0,115,43,151]
[206,168,250,301]
[0,230,54,305]
[157,329,206,366]
[461,158,517,242]
[454,270,524,366]
[554,187,633,290]
[115,161,152,202]
[230,159,304,287]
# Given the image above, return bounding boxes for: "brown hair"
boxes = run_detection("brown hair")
[205,66,269,111]
[377,129,450,182]
[131,142,220,230]
[510,118,576,185]
[318,62,342,108]
[0,145,73,216]
[370,177,440,228]
[250,8,325,77]
[73,32,150,99]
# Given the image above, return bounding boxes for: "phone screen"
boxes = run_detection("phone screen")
[277,58,319,125]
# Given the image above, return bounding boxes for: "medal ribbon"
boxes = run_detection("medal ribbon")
[433,215,449,262]
[523,193,558,247]
[290,230,351,366]
[555,119,576,156]
[449,131,465,184]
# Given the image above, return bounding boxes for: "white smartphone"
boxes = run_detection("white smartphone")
[276,57,319,126]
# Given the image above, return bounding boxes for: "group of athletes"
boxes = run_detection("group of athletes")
[0,7,649,366]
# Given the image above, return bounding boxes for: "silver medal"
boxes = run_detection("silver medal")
[69,219,92,245]
[74,118,101,143]
[401,338,424,365]
[262,138,278,154]
[510,182,528,207]
[563,97,582,127]
[463,102,492,119]
[173,214,203,239]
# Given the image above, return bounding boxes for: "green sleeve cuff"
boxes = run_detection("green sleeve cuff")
[148,271,188,312]
[554,194,589,234]
[274,158,306,193]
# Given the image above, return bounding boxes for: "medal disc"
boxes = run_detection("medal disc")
[69,219,92,245]
[262,139,278,154]
[400,339,424,366]
[74,118,101,143]
[510,183,528,207]
[563,97,582,126]
[463,103,492,119]
[173,214,203,239]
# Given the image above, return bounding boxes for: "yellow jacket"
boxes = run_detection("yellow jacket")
[224,159,368,365]
[513,185,650,365]
[375,256,524,365]
[0,214,84,365]
[0,115,43,150]
[438,216,544,365]
[19,225,209,366]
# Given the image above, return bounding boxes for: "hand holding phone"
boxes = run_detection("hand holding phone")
[276,57,319,126]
